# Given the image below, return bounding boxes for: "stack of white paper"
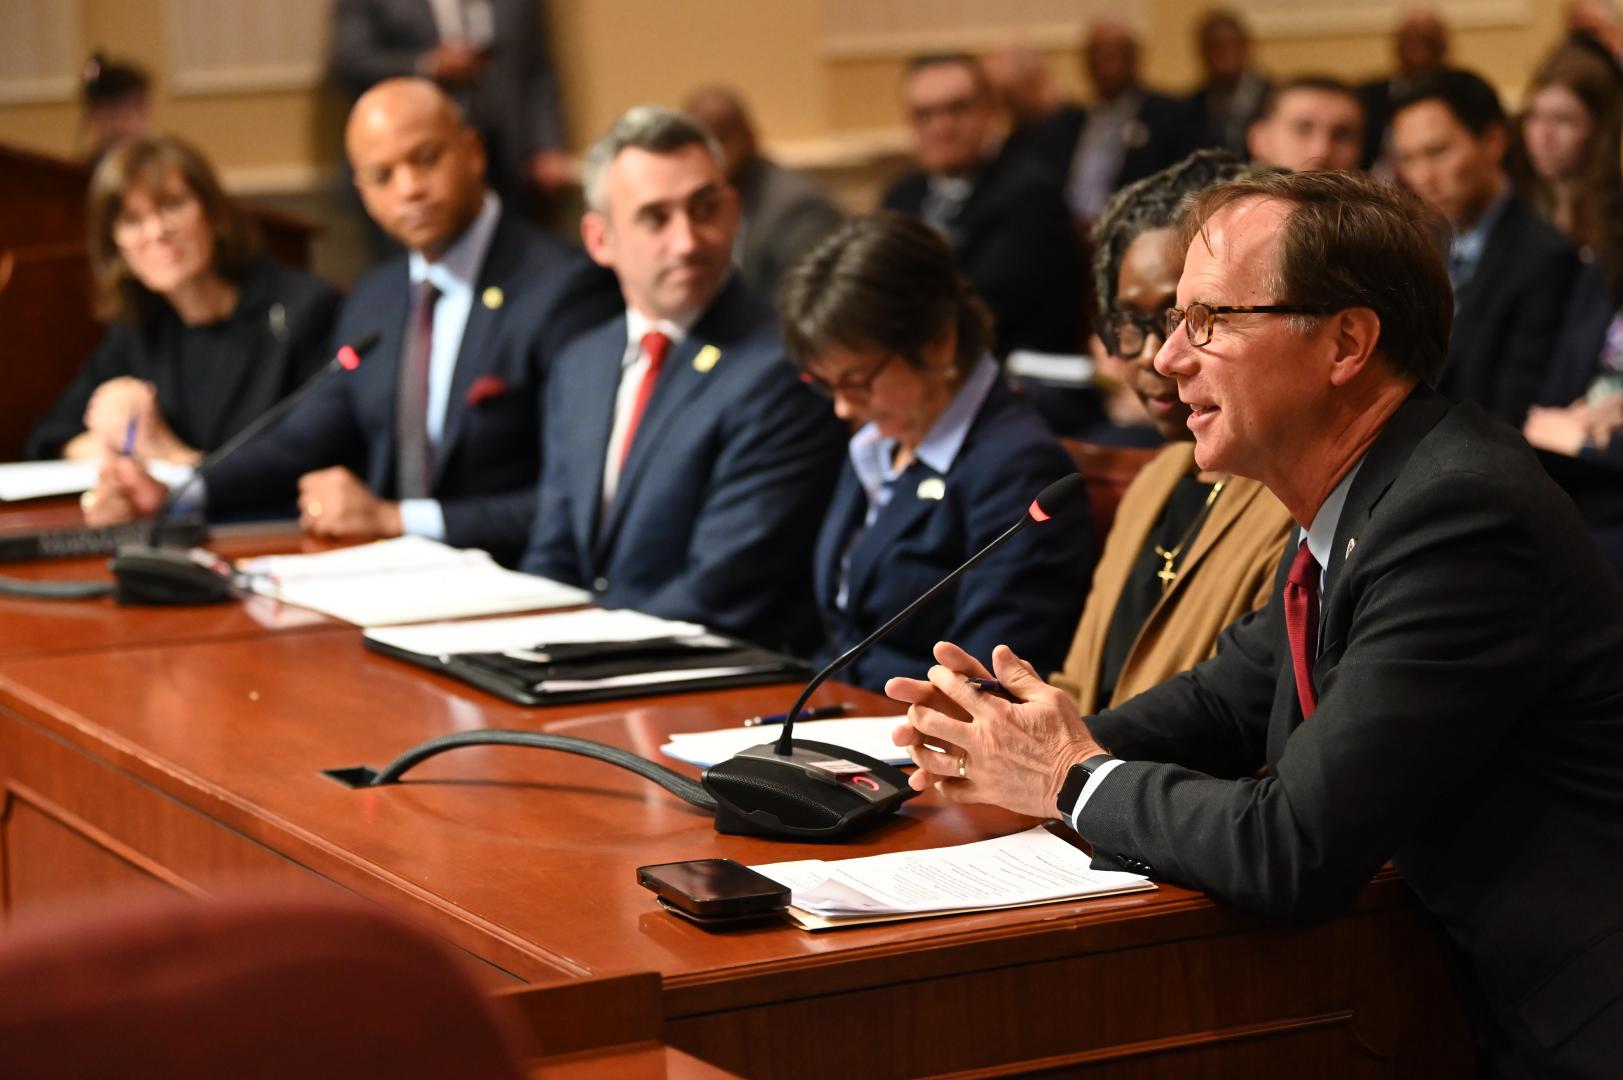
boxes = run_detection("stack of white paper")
[753,825,1153,930]
[240,535,590,626]
[660,716,911,768]
[365,607,708,656]
[0,459,194,501]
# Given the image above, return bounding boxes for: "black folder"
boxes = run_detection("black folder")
[364,631,809,705]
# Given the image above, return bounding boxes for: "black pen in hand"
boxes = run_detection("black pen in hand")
[742,703,854,727]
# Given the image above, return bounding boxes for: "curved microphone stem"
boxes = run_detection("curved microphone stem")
[151,334,378,545]
[773,516,1031,755]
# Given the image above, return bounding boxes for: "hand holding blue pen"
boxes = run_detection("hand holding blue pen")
[966,677,1020,702]
[121,413,138,457]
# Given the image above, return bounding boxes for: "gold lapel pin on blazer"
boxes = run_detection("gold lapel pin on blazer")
[693,344,721,373]
[267,302,287,340]
[916,476,946,501]
[482,286,504,310]
[1345,537,1356,559]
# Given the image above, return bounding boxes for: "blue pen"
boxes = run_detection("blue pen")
[121,413,138,457]
[966,677,1019,702]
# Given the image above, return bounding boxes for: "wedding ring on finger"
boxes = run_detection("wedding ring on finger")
[80,489,99,512]
[957,753,968,779]
[305,500,323,519]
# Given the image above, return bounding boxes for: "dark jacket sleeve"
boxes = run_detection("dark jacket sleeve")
[25,325,139,460]
[628,363,845,638]
[1080,469,1552,921]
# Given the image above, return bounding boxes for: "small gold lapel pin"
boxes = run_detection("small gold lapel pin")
[693,344,721,373]
[1345,537,1357,559]
[482,286,504,310]
[267,303,287,340]
[916,476,946,501]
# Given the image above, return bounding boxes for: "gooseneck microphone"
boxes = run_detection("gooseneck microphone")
[345,473,1090,841]
[109,333,380,605]
[772,472,1089,756]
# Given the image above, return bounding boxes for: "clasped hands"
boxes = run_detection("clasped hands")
[82,458,403,544]
[885,641,1107,821]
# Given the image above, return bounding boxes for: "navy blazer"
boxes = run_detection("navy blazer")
[1443,192,1578,427]
[812,376,1094,690]
[520,278,846,654]
[882,144,1084,356]
[203,210,619,565]
[1081,387,1623,1075]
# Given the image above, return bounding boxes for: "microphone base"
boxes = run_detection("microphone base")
[109,544,236,606]
[703,740,917,841]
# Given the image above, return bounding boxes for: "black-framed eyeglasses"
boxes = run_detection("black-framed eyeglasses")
[1101,310,1166,357]
[1164,302,1340,348]
[800,351,899,400]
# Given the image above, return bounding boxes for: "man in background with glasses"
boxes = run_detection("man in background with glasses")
[890,169,1623,1076]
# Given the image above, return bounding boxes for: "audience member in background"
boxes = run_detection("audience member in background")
[521,107,845,654]
[1051,151,1292,713]
[983,41,1069,172]
[1047,21,1194,224]
[84,79,617,566]
[27,136,338,468]
[1390,69,1578,426]
[1358,8,1454,169]
[78,53,151,165]
[682,85,843,301]
[779,213,1092,690]
[1185,10,1269,157]
[329,0,572,214]
[1246,76,1367,173]
[881,53,1085,358]
[1513,45,1623,293]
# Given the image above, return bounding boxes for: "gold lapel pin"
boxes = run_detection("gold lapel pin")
[267,302,287,340]
[693,344,721,373]
[1345,537,1357,559]
[916,477,946,501]
[482,286,504,310]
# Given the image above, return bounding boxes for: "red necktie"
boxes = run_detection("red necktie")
[1284,539,1321,718]
[618,331,670,468]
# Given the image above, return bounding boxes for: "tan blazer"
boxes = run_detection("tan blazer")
[1051,443,1294,714]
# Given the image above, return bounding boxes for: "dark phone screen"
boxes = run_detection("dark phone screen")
[638,859,788,914]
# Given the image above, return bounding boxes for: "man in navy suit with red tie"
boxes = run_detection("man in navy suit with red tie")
[891,171,1623,1076]
[520,106,845,653]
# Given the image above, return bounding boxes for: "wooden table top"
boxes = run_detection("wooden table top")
[0,624,1419,1017]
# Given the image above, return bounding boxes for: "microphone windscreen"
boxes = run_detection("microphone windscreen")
[1027,473,1088,523]
[336,331,381,371]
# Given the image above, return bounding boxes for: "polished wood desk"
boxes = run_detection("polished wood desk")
[0,595,1475,1077]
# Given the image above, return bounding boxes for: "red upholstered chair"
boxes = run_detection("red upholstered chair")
[0,890,527,1079]
[1060,438,1162,542]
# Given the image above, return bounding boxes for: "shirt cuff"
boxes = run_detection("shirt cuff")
[1064,758,1126,832]
[398,498,445,540]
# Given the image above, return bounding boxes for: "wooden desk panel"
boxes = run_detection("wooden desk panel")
[0,629,1475,1075]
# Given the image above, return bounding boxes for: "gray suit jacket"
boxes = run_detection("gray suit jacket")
[329,0,565,190]
[1080,387,1623,1077]
[733,156,842,301]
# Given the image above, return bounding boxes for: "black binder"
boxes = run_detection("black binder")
[364,631,809,705]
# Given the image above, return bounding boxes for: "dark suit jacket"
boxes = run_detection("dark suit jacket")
[1443,193,1578,426]
[734,156,842,301]
[882,144,1084,355]
[26,257,339,460]
[520,278,846,654]
[1020,93,1195,199]
[204,211,618,565]
[1078,387,1623,1076]
[812,375,1092,690]
[329,0,565,198]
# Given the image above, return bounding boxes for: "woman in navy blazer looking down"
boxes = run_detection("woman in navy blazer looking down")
[779,213,1095,690]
